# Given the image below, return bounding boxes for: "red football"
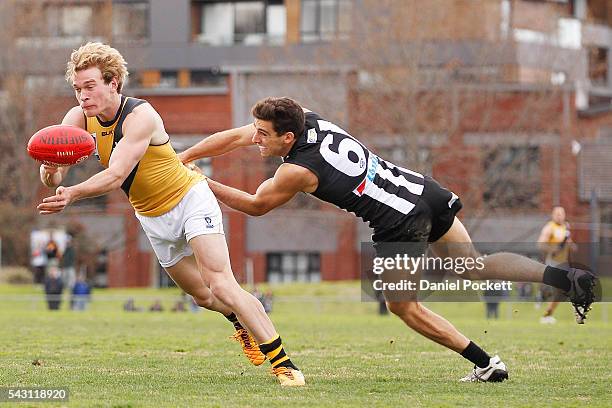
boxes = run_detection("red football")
[27,124,95,166]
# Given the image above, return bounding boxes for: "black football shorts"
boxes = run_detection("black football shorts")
[372,175,462,258]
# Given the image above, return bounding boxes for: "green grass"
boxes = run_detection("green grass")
[0,282,610,407]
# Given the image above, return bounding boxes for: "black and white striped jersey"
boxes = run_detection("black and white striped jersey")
[283,112,425,229]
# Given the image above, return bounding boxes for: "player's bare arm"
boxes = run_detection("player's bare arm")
[39,106,86,188]
[536,223,554,255]
[38,105,156,214]
[207,163,317,216]
[178,124,256,163]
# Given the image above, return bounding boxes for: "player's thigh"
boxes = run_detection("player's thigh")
[136,207,195,269]
[189,233,235,283]
[165,255,212,299]
[431,217,479,259]
[181,182,231,280]
[436,217,471,243]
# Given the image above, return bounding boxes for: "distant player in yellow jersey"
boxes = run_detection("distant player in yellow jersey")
[537,206,575,324]
[37,42,304,386]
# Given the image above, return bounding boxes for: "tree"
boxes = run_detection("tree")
[0,1,76,265]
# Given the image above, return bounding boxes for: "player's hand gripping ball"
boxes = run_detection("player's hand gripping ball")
[27,125,95,166]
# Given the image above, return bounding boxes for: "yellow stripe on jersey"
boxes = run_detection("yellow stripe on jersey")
[85,96,203,216]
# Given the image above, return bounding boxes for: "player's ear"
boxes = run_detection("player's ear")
[109,77,118,92]
[283,132,295,143]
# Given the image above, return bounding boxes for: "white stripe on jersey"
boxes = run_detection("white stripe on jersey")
[317,120,350,136]
[376,166,424,196]
[355,179,416,215]
[396,164,425,179]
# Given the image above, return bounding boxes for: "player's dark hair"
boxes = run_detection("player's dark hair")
[252,97,305,138]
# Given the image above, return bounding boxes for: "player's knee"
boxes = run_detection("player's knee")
[453,251,484,280]
[208,279,239,308]
[193,294,214,309]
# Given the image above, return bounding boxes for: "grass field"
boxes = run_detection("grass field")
[0,282,610,407]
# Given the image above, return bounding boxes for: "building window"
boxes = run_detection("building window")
[234,1,266,43]
[16,3,99,42]
[373,144,432,176]
[483,146,540,209]
[585,0,611,26]
[588,47,609,86]
[62,159,107,210]
[266,1,287,44]
[300,0,351,43]
[159,71,178,88]
[24,75,67,92]
[267,252,321,283]
[190,69,227,87]
[157,263,177,288]
[94,248,109,288]
[112,1,149,42]
[124,71,142,89]
[194,0,286,46]
[46,4,93,37]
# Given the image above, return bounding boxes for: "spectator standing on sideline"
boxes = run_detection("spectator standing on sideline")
[44,266,64,310]
[31,248,47,284]
[71,274,91,311]
[44,237,61,270]
[537,206,575,324]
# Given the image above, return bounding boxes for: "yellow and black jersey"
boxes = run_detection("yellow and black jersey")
[544,220,570,265]
[85,95,203,216]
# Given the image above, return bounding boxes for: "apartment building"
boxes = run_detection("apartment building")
[1,0,610,286]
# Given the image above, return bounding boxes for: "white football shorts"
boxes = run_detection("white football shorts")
[135,181,224,268]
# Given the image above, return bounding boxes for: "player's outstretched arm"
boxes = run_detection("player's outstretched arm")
[207,163,316,216]
[38,107,154,215]
[178,124,256,163]
[39,106,85,188]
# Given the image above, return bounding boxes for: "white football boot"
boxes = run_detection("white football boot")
[540,315,557,324]
[460,355,509,382]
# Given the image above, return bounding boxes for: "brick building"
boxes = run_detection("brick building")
[1,0,610,286]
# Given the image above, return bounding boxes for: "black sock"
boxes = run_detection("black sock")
[460,341,491,368]
[225,312,243,331]
[543,266,571,292]
[259,335,298,370]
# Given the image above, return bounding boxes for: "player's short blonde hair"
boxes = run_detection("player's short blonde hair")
[65,42,129,92]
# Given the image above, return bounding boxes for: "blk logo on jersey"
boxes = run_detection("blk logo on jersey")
[307,128,318,143]
[355,155,379,196]
[204,217,214,229]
